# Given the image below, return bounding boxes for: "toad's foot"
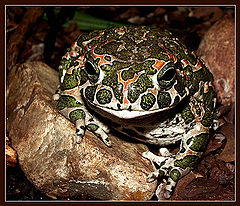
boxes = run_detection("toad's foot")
[142,150,187,199]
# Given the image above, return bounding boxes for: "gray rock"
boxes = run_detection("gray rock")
[7,62,157,200]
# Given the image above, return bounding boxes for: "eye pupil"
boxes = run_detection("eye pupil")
[159,69,176,81]
[85,61,96,75]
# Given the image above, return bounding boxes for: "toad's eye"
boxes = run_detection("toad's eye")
[159,69,176,81]
[157,63,177,89]
[85,61,97,75]
[85,60,100,83]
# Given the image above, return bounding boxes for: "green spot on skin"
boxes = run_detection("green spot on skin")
[140,93,156,110]
[201,87,216,127]
[121,68,135,81]
[121,60,157,82]
[104,55,112,61]
[69,109,85,122]
[170,169,181,182]
[57,95,82,110]
[127,83,139,103]
[77,31,99,46]
[61,71,79,90]
[79,69,88,85]
[182,65,193,87]
[174,155,200,169]
[85,86,97,102]
[181,105,195,124]
[87,123,99,131]
[157,92,171,109]
[113,83,123,103]
[189,66,214,96]
[187,133,209,152]
[203,86,216,110]
[128,74,153,103]
[96,89,112,104]
[201,110,214,127]
[95,41,122,56]
[148,43,169,61]
[60,58,74,70]
[102,70,118,88]
[100,64,111,72]
[195,104,201,116]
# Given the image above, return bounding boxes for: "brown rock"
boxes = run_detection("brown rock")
[6,62,157,200]
[216,123,235,162]
[6,136,18,167]
[188,7,224,23]
[204,133,225,156]
[198,15,235,106]
[185,177,219,200]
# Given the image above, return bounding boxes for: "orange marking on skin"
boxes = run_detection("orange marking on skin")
[70,51,78,57]
[122,80,129,105]
[117,70,143,105]
[66,66,75,74]
[65,53,70,59]
[72,41,77,48]
[181,59,189,68]
[153,60,165,70]
[123,96,129,104]
[117,70,122,82]
[169,53,174,62]
[96,54,110,66]
[118,44,125,51]
[75,56,85,68]
[171,54,178,63]
[183,59,188,65]
[204,82,209,93]
[117,70,129,105]
[147,88,158,96]
[62,87,80,100]
[85,45,89,51]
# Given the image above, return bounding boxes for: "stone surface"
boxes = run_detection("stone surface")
[198,15,235,106]
[6,61,157,200]
[6,136,18,167]
[216,123,235,163]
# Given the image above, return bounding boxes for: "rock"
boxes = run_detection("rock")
[188,7,224,23]
[6,136,18,167]
[184,177,219,199]
[203,133,225,156]
[198,15,235,106]
[216,123,235,162]
[6,62,157,200]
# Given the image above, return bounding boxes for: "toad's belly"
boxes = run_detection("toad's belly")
[111,113,187,146]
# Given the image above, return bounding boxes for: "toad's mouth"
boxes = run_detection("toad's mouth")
[85,99,173,120]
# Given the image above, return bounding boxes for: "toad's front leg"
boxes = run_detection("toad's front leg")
[56,93,111,147]
[143,122,210,199]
